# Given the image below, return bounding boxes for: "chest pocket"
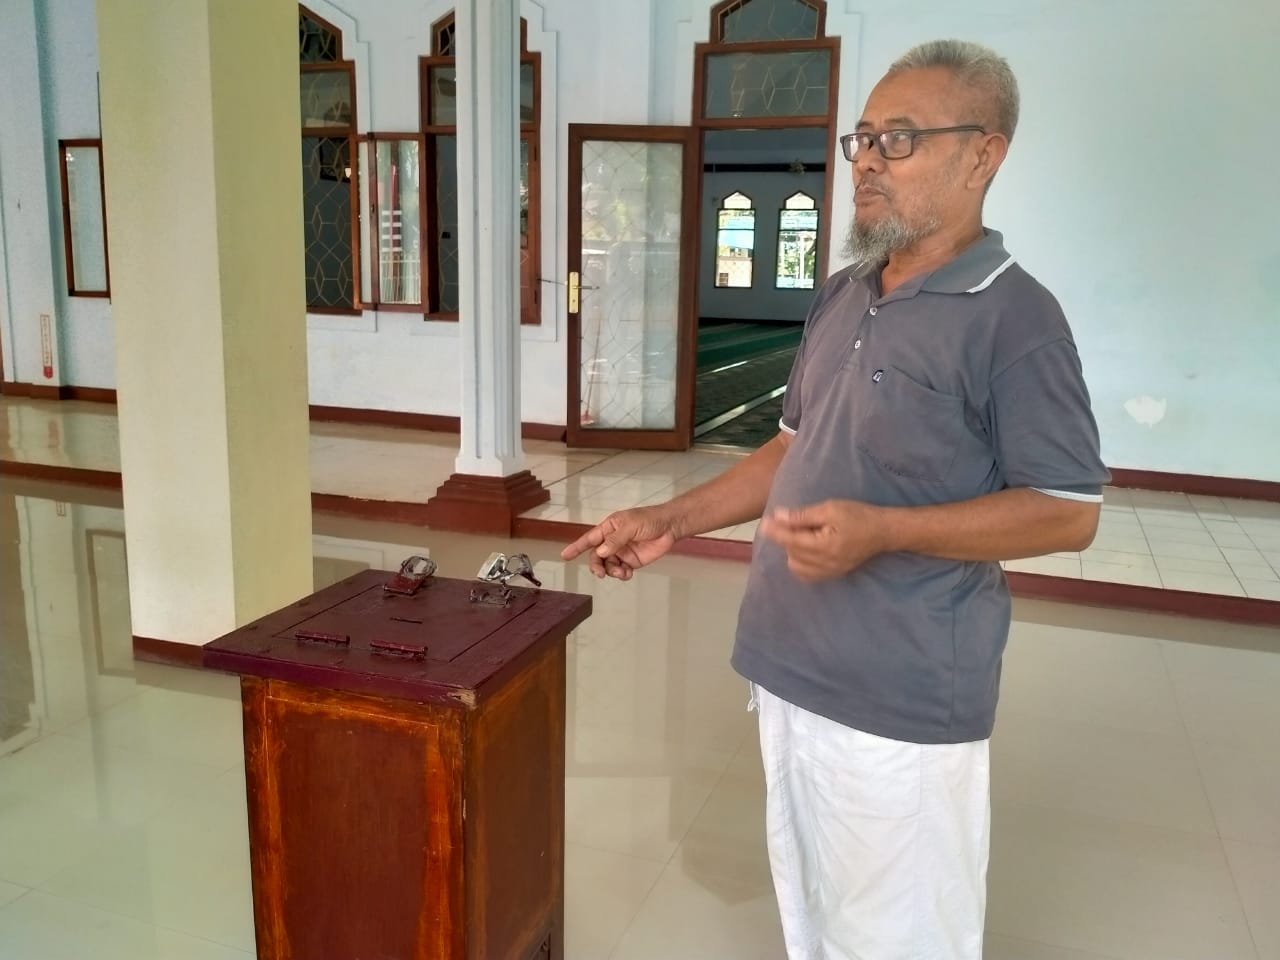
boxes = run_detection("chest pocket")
[855,366,965,482]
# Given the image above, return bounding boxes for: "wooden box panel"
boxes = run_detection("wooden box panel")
[466,644,566,960]
[243,679,464,960]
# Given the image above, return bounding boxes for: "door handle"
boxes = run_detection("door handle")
[565,272,598,314]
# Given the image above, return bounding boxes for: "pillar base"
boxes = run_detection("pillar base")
[423,470,550,535]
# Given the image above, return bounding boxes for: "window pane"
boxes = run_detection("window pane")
[520,63,535,124]
[375,139,421,305]
[704,50,830,119]
[578,140,684,430]
[302,136,355,309]
[299,13,341,63]
[776,207,819,289]
[716,207,755,288]
[63,145,108,293]
[718,0,819,42]
[429,67,457,126]
[300,69,353,128]
[433,135,459,312]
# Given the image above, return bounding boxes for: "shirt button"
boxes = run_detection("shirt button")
[869,306,878,316]
[853,339,862,350]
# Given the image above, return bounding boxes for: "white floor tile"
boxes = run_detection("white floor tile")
[1000,625,1184,736]
[1222,840,1280,960]
[36,776,254,952]
[1154,555,1236,577]
[982,933,1126,960]
[609,857,785,960]
[1190,738,1280,845]
[991,714,1218,836]
[0,891,251,960]
[1079,548,1156,567]
[1081,561,1162,587]
[1005,555,1082,578]
[1161,639,1280,750]
[564,735,738,863]
[1242,578,1280,600]
[1159,570,1246,596]
[986,803,1257,960]
[57,685,243,772]
[564,844,665,960]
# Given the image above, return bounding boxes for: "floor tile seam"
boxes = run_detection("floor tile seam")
[1152,641,1243,858]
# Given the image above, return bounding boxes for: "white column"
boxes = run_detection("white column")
[454,0,524,478]
[97,0,312,646]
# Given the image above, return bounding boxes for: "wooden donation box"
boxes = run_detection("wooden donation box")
[203,563,591,960]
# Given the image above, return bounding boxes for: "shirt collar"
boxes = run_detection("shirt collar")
[850,229,1016,300]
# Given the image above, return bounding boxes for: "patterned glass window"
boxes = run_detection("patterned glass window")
[422,12,540,323]
[715,191,756,289]
[715,0,820,43]
[299,6,358,311]
[775,191,818,289]
[299,10,341,62]
[704,49,831,119]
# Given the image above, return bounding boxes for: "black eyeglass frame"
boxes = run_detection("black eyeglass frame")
[840,125,987,161]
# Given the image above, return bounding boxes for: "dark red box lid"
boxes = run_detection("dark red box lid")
[202,570,591,706]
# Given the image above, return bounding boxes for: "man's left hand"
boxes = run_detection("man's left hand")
[759,500,889,581]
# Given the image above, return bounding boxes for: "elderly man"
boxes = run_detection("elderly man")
[562,39,1107,960]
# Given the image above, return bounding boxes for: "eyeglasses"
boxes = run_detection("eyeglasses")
[840,125,986,161]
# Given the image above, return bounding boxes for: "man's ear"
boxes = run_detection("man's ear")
[969,133,1009,192]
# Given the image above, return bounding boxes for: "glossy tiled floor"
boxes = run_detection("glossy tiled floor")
[4,395,1280,599]
[2,479,1278,959]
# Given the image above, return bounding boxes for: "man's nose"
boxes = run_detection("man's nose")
[853,142,886,180]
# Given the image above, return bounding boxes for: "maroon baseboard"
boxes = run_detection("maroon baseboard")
[310,404,565,442]
[0,459,122,488]
[1005,571,1280,626]
[66,386,117,403]
[1,381,117,402]
[133,635,209,669]
[311,492,432,526]
[1107,468,1280,504]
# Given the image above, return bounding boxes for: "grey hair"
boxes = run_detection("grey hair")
[888,40,1020,142]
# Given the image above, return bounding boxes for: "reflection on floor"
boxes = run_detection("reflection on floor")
[1,479,1277,959]
[4,395,1280,602]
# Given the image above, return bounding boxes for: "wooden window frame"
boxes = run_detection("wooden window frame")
[693,0,837,284]
[419,13,541,325]
[58,138,111,298]
[299,7,362,315]
[365,132,428,312]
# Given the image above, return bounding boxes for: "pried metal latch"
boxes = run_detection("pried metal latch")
[383,555,437,596]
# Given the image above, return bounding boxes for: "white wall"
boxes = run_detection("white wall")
[2,0,1278,479]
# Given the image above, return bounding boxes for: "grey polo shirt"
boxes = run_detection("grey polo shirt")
[731,229,1109,744]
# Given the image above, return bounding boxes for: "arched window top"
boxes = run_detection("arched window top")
[712,0,825,44]
[721,191,754,210]
[299,7,342,63]
[432,11,531,56]
[783,191,816,210]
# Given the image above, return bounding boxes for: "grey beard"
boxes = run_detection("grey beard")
[842,212,940,265]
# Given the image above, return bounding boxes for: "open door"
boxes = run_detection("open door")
[566,124,698,450]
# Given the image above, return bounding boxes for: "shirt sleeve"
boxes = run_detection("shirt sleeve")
[778,332,806,435]
[988,338,1110,497]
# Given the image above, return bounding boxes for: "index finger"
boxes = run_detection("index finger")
[561,524,606,561]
